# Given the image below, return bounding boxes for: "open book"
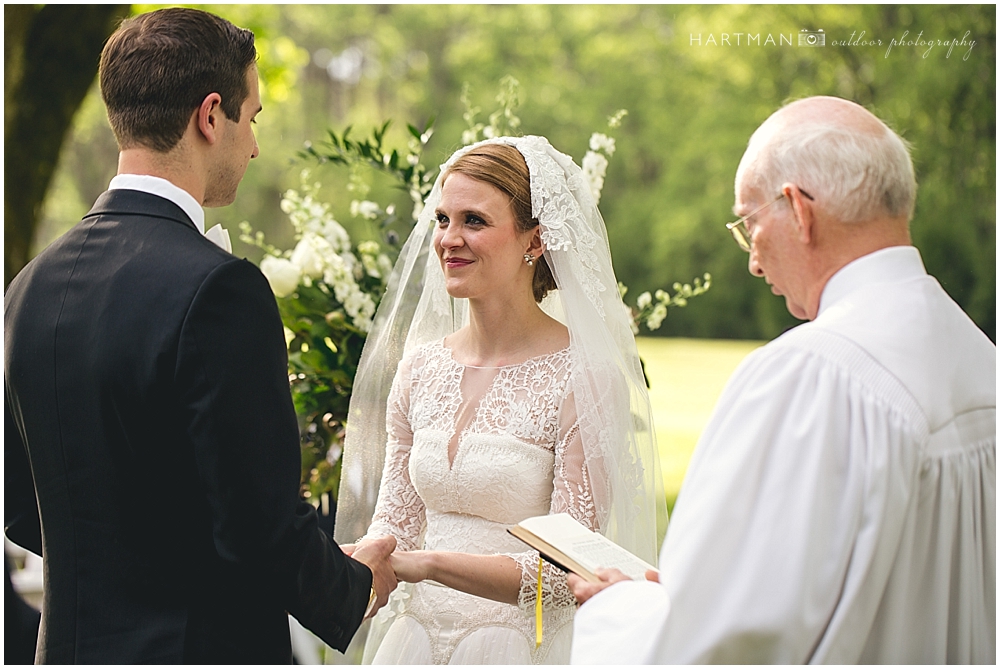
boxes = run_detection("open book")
[508,513,658,584]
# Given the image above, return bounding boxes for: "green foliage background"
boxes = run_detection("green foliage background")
[36,4,995,341]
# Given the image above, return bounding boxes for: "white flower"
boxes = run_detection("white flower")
[321,254,375,331]
[583,150,609,176]
[282,188,354,253]
[290,234,326,279]
[344,290,366,314]
[646,303,668,331]
[582,151,609,203]
[323,254,349,289]
[279,193,297,215]
[636,291,652,310]
[260,256,301,298]
[410,190,425,221]
[356,240,380,255]
[357,241,383,278]
[308,200,326,222]
[340,252,358,277]
[321,221,351,253]
[589,132,616,156]
[377,254,394,278]
[624,303,639,335]
[350,200,381,220]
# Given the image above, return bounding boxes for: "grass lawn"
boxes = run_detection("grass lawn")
[636,337,765,515]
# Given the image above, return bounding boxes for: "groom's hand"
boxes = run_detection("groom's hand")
[350,536,398,617]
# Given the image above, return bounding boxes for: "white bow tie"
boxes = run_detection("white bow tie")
[204,224,232,253]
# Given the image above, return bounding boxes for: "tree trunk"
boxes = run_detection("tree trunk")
[4,4,130,288]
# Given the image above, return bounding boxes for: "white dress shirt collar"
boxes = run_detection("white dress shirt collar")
[108,174,205,234]
[818,245,927,318]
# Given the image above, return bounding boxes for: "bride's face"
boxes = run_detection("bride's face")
[433,172,534,301]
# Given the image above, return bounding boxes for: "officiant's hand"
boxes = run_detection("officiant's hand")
[568,567,660,605]
[351,536,398,616]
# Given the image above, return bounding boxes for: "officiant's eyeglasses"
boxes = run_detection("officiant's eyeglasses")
[726,187,814,252]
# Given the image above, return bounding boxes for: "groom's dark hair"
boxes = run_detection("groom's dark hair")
[99,8,257,152]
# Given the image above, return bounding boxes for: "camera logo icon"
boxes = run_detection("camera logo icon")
[798,29,826,47]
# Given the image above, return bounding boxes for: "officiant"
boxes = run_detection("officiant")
[569,96,995,663]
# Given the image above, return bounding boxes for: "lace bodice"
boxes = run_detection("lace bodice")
[363,340,599,661]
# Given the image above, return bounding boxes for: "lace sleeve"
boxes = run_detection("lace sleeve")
[360,354,426,551]
[505,391,599,613]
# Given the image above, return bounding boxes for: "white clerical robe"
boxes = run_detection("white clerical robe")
[572,246,995,664]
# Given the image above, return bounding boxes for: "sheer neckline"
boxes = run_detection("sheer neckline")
[436,339,570,370]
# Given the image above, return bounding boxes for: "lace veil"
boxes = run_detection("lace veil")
[335,135,665,564]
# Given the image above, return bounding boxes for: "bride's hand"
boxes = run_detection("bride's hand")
[390,550,433,583]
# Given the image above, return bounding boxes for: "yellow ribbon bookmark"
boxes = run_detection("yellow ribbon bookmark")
[535,557,544,648]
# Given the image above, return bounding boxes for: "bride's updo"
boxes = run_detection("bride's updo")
[444,143,558,303]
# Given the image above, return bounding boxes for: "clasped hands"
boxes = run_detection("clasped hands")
[347,537,659,617]
[341,539,436,619]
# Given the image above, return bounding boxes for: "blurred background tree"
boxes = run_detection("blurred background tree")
[4,4,130,287]
[14,4,995,342]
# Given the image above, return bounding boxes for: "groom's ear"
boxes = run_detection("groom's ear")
[195,92,224,145]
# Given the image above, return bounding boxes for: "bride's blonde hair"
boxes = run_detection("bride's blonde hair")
[444,143,558,303]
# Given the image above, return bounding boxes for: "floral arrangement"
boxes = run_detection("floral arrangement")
[581,109,627,206]
[240,176,394,503]
[243,78,710,504]
[622,277,712,333]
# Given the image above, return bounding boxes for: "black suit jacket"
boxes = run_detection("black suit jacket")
[4,189,372,663]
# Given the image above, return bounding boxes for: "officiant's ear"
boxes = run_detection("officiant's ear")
[196,92,225,145]
[783,182,817,245]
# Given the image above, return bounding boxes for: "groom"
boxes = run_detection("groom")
[4,8,395,663]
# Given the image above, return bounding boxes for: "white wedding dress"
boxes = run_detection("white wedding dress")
[359,339,598,664]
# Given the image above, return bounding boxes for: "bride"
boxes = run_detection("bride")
[335,136,664,664]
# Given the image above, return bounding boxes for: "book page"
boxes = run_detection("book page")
[518,513,592,542]
[560,535,653,580]
[517,513,656,580]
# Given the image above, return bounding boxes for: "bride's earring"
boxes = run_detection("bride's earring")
[523,253,534,266]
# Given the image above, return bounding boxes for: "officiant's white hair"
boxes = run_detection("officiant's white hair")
[736,96,917,224]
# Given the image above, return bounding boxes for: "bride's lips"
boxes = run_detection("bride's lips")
[444,257,474,269]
